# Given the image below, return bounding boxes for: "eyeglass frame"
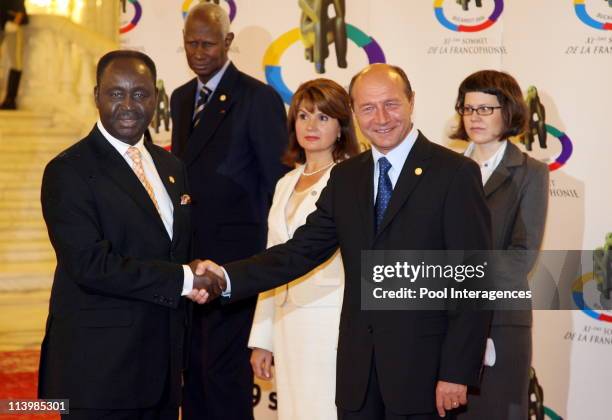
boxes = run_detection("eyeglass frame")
[456,105,503,116]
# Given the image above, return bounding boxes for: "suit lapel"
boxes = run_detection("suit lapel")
[277,167,303,241]
[483,142,524,198]
[183,63,239,167]
[90,127,168,237]
[174,79,197,158]
[375,133,432,240]
[357,153,375,246]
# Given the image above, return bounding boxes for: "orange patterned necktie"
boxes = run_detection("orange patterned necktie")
[126,146,160,213]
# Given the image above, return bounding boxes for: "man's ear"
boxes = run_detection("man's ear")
[225,32,235,49]
[93,86,100,108]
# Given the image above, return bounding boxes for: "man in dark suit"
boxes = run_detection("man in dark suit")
[170,4,288,419]
[199,64,492,419]
[38,50,220,420]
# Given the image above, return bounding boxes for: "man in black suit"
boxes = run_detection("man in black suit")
[199,64,492,419]
[38,50,220,420]
[170,4,288,419]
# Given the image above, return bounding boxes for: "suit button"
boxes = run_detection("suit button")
[367,325,373,333]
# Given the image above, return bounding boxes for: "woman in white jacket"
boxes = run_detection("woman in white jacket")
[248,78,359,420]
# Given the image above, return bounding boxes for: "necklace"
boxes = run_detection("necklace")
[302,161,335,176]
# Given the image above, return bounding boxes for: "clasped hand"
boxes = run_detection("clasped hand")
[185,259,226,304]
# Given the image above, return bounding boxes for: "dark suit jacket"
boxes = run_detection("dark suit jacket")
[484,141,549,326]
[170,62,287,418]
[225,133,492,415]
[38,125,191,409]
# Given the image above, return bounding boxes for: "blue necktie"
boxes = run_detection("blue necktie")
[375,157,393,232]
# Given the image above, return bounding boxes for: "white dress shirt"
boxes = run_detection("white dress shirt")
[464,140,508,185]
[96,120,194,295]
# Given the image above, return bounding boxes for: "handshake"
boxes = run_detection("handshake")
[186,259,227,304]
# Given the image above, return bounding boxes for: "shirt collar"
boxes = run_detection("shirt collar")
[196,59,231,96]
[464,140,508,170]
[97,120,145,157]
[371,124,419,170]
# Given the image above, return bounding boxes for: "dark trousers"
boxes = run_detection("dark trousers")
[337,356,454,420]
[456,326,532,420]
[61,407,178,420]
[182,302,255,420]
[61,369,178,420]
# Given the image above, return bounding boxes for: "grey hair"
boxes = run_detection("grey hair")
[186,2,231,37]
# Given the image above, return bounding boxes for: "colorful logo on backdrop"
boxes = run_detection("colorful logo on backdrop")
[529,367,564,419]
[572,272,612,323]
[119,0,142,34]
[434,0,504,32]
[573,234,612,323]
[521,86,573,172]
[573,0,612,30]
[182,0,237,22]
[263,1,385,105]
[544,407,564,420]
[263,25,385,105]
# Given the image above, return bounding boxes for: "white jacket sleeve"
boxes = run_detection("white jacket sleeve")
[247,173,293,352]
[248,289,276,352]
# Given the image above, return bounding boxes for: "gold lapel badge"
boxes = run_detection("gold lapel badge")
[220,94,227,102]
[414,167,423,176]
[180,194,192,205]
[168,176,175,184]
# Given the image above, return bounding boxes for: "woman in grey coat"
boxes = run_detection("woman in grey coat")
[451,70,549,420]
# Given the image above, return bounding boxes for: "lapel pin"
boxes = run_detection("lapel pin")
[414,167,423,176]
[168,176,175,184]
[220,94,227,102]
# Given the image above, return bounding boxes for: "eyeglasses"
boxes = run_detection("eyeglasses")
[456,105,502,116]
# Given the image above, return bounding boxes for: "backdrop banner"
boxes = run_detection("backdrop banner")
[121,1,611,418]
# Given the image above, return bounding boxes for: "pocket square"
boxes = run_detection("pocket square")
[180,194,192,205]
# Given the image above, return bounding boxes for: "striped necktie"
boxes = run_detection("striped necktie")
[126,146,160,213]
[192,85,212,128]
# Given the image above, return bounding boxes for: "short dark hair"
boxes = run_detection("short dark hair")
[348,64,413,106]
[284,78,359,166]
[450,70,528,141]
[96,50,157,86]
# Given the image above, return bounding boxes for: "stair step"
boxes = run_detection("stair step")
[0,273,53,293]
[0,228,48,241]
[0,217,45,228]
[0,248,55,263]
[0,261,55,276]
[0,111,53,126]
[0,140,72,151]
[0,208,42,221]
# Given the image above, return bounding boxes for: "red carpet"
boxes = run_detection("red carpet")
[0,350,58,419]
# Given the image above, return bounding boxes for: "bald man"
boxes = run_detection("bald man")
[201,64,492,419]
[170,4,288,419]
